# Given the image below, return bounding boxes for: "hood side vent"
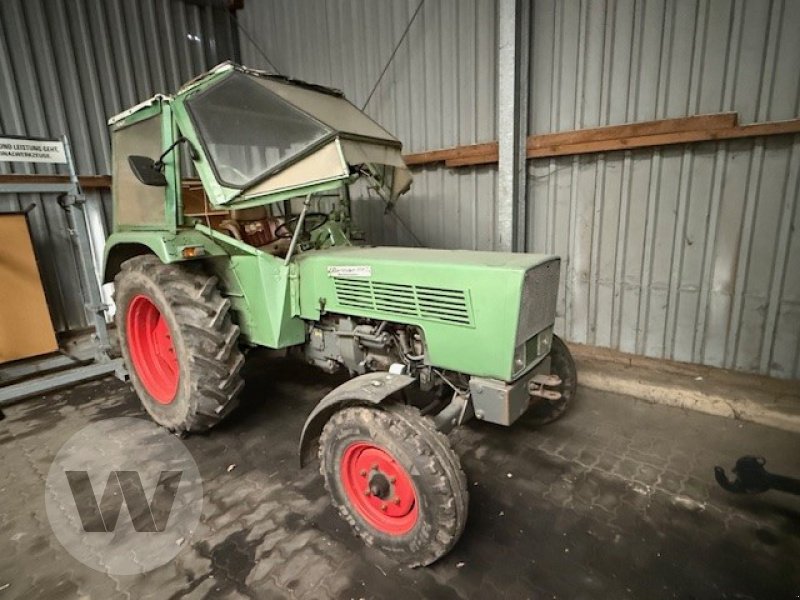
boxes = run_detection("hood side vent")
[416,286,471,325]
[332,279,473,326]
[332,278,374,311]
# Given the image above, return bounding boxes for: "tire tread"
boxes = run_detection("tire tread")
[318,404,468,567]
[115,255,243,433]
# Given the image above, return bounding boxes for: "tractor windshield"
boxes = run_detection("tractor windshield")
[176,63,412,207]
[187,72,333,188]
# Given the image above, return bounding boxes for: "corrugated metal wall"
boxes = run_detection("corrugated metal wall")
[0,0,237,333]
[238,0,500,250]
[527,0,800,378]
[240,0,799,379]
[3,0,796,377]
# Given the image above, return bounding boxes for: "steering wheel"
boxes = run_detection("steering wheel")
[274,212,329,239]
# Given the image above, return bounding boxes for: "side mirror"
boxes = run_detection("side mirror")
[128,155,167,187]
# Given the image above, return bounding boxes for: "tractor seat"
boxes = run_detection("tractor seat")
[219,206,288,256]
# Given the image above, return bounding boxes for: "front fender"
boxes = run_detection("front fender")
[298,372,416,466]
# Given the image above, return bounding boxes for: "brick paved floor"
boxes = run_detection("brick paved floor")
[1,353,798,599]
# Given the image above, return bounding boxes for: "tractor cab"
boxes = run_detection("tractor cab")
[108,62,410,260]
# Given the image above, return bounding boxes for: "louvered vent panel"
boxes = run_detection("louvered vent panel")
[331,278,474,326]
[372,282,418,316]
[416,286,472,325]
[332,278,374,311]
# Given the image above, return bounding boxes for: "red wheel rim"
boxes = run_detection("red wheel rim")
[340,442,418,535]
[126,295,179,404]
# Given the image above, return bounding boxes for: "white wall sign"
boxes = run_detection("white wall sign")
[0,137,66,164]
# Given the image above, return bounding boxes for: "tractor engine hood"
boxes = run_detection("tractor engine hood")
[295,246,561,381]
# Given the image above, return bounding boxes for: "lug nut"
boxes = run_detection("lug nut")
[380,503,387,511]
[389,476,396,483]
[371,463,378,470]
[360,469,367,477]
[393,497,401,505]
[364,489,371,496]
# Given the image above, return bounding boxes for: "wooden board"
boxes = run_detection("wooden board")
[525,113,737,150]
[526,118,800,159]
[403,142,498,166]
[0,213,58,363]
[0,174,111,189]
[401,113,800,168]
[181,182,229,217]
[4,115,798,176]
[445,151,499,167]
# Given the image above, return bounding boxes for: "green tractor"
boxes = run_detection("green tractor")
[104,62,576,566]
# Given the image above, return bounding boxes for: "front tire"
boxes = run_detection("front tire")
[115,255,244,433]
[319,404,468,567]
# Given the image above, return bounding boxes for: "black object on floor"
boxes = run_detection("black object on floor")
[715,455,800,495]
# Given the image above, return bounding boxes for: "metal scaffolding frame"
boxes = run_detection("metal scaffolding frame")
[0,135,126,406]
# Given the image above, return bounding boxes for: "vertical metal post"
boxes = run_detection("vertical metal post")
[60,135,112,361]
[496,0,531,252]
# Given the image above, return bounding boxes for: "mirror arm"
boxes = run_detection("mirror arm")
[154,137,196,171]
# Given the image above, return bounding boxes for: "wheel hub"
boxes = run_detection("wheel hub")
[368,472,391,499]
[341,442,418,535]
[126,295,179,405]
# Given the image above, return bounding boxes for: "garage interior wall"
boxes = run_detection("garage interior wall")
[238,0,500,250]
[0,0,796,379]
[0,0,238,333]
[527,0,800,379]
[239,0,800,380]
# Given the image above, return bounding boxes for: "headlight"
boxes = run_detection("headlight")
[537,328,552,355]
[515,327,554,377]
[513,344,526,373]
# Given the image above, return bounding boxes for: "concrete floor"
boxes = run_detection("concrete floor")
[1,352,799,599]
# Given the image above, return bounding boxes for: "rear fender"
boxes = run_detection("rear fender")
[103,230,230,282]
[299,372,416,466]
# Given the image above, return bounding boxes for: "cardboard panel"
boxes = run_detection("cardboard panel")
[0,214,58,363]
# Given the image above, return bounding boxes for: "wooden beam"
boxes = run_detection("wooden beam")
[79,175,112,189]
[0,174,112,189]
[402,114,800,169]
[717,119,800,138]
[445,151,498,168]
[403,114,741,168]
[402,148,456,166]
[403,141,497,166]
[0,175,208,191]
[5,116,798,186]
[526,118,800,159]
[526,112,737,150]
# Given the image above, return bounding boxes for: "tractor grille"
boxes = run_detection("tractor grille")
[516,259,560,345]
[333,278,473,326]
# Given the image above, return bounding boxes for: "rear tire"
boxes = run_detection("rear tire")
[319,404,468,567]
[114,255,244,433]
[526,334,577,425]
